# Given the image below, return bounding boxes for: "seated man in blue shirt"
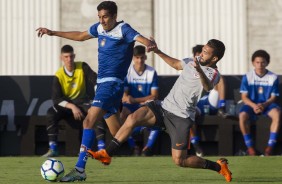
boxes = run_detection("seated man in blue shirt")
[239,50,280,156]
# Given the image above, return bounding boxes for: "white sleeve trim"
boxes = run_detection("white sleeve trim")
[58,101,68,107]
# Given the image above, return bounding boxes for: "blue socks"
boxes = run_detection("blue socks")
[191,136,200,145]
[243,134,253,148]
[146,130,159,148]
[49,141,57,151]
[127,127,142,148]
[244,132,277,149]
[97,139,106,150]
[75,129,95,171]
[218,99,226,108]
[268,132,278,147]
[127,136,136,148]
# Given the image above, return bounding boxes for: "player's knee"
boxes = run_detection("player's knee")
[83,116,93,129]
[273,108,281,118]
[124,114,138,128]
[239,112,249,121]
[172,157,185,167]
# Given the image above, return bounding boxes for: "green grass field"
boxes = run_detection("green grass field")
[0,156,281,184]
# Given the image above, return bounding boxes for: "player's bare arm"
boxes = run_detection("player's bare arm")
[132,89,159,104]
[193,57,213,91]
[36,28,92,41]
[155,50,183,70]
[135,35,156,52]
[260,95,277,109]
[149,37,182,70]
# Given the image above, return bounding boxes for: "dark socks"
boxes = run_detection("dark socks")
[106,138,121,157]
[203,160,221,172]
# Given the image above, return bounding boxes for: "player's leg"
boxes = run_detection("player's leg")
[114,105,156,144]
[76,106,105,168]
[264,104,281,156]
[190,100,207,156]
[239,105,256,156]
[142,129,159,156]
[60,106,106,182]
[104,112,122,136]
[166,115,231,182]
[120,106,137,153]
[82,111,122,166]
[171,149,232,182]
[87,104,157,164]
[94,120,107,150]
[120,105,132,123]
[94,103,124,151]
[189,125,204,157]
[43,105,70,157]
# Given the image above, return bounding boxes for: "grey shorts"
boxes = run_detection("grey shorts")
[146,100,194,150]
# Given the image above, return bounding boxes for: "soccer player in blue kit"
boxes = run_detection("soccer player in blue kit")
[36,1,156,182]
[239,50,280,156]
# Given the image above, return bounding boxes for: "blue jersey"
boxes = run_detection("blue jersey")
[240,70,279,103]
[88,21,140,83]
[124,64,158,98]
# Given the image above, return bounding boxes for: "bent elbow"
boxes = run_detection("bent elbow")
[175,65,182,71]
[77,37,86,42]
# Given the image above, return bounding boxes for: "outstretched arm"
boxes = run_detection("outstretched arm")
[154,49,183,70]
[135,35,156,52]
[36,28,92,41]
[149,37,182,70]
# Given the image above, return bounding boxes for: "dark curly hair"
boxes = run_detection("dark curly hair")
[206,39,225,61]
[251,50,270,64]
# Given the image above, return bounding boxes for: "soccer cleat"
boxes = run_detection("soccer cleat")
[196,151,204,157]
[132,146,141,156]
[247,147,256,156]
[142,146,153,156]
[217,158,232,182]
[264,146,273,156]
[60,168,86,182]
[42,149,59,157]
[87,149,111,165]
[193,143,204,157]
[217,108,228,118]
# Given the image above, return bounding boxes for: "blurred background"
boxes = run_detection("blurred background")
[1,0,282,76]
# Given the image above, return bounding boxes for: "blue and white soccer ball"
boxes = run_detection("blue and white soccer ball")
[40,158,65,182]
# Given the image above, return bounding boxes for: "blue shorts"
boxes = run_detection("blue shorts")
[122,103,140,113]
[93,81,124,119]
[197,95,218,115]
[239,103,280,121]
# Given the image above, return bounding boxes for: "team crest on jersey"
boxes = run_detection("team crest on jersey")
[100,38,106,47]
[138,85,143,91]
[71,82,77,88]
[194,73,200,78]
[258,86,263,94]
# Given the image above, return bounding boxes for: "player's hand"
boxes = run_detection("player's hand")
[253,104,263,114]
[71,106,85,121]
[257,103,265,112]
[148,37,160,53]
[193,56,202,72]
[36,27,53,37]
[122,95,136,104]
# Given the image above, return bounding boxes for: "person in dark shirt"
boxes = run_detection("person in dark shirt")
[42,45,97,157]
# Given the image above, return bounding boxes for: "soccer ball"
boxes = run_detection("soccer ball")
[40,158,65,182]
